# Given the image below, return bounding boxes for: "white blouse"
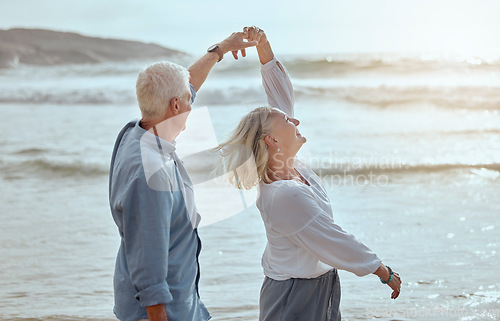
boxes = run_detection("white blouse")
[257,57,382,280]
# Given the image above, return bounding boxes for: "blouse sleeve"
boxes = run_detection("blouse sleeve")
[265,182,382,277]
[264,182,322,235]
[290,213,382,276]
[261,57,295,117]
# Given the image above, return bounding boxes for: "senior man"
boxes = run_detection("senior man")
[109,31,258,321]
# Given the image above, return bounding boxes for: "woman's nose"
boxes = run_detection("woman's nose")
[292,118,300,126]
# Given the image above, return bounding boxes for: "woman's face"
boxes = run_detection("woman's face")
[269,108,306,155]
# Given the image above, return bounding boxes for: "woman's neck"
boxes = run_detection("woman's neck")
[267,151,296,179]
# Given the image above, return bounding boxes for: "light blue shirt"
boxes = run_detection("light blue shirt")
[109,84,210,321]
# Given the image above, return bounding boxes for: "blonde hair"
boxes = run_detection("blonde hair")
[136,61,190,121]
[214,106,275,189]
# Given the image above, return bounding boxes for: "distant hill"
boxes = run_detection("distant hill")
[0,28,188,68]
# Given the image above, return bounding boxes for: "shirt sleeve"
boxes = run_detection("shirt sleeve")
[261,57,295,117]
[189,83,197,104]
[120,174,175,307]
[266,182,382,277]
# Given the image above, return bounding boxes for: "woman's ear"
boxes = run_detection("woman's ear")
[264,135,278,147]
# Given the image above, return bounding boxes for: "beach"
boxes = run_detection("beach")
[0,48,499,320]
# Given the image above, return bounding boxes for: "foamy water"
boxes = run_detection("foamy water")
[0,53,499,320]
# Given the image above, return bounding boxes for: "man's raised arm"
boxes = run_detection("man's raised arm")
[188,32,258,92]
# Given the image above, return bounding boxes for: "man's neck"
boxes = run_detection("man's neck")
[139,119,155,131]
[141,119,178,143]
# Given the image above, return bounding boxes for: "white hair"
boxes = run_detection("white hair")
[136,61,190,121]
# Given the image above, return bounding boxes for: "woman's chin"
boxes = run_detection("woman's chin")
[296,133,306,142]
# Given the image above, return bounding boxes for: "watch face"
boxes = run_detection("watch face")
[208,45,218,52]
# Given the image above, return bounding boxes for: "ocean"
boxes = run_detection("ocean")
[0,52,499,321]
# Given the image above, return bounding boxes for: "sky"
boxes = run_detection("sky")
[1,0,499,56]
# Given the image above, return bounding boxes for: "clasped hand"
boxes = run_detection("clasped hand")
[218,26,268,60]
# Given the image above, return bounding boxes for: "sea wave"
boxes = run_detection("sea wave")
[286,54,500,77]
[2,156,498,181]
[437,129,500,136]
[0,88,136,105]
[0,158,109,179]
[12,147,50,155]
[196,84,500,111]
[3,84,500,110]
[294,85,500,110]
[0,85,264,105]
[215,53,500,77]
[310,162,500,177]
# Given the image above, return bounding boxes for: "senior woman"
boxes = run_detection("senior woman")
[217,26,402,321]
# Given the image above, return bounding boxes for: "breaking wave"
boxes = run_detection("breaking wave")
[6,84,496,111]
[0,88,136,105]
[215,54,500,77]
[310,162,500,177]
[0,158,109,179]
[294,85,500,110]
[2,156,498,180]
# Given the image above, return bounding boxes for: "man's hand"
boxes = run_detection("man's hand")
[188,31,258,92]
[217,32,258,60]
[146,304,168,321]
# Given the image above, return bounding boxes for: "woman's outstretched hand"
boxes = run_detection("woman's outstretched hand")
[243,26,268,46]
[388,271,401,299]
[374,263,402,299]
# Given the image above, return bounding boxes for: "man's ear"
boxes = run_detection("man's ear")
[264,135,277,147]
[169,97,180,115]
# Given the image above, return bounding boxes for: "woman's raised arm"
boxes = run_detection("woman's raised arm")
[245,26,295,117]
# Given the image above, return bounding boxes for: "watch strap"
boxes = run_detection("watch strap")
[207,44,223,62]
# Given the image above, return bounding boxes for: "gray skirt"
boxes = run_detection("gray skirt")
[259,269,341,321]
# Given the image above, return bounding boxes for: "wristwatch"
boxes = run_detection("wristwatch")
[207,44,224,62]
